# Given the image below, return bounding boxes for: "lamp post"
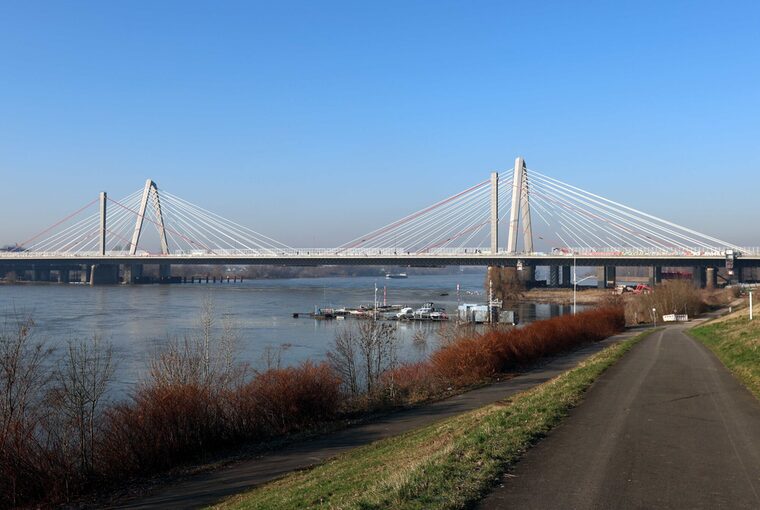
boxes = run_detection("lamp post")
[652,307,657,328]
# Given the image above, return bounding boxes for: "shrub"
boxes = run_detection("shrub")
[430,306,625,386]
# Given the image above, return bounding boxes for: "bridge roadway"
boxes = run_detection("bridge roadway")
[2,253,760,268]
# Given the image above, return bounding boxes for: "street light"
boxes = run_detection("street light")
[652,307,657,328]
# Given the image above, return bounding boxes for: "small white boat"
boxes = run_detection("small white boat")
[385,273,408,279]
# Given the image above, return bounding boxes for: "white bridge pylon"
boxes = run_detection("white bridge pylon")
[8,157,747,258]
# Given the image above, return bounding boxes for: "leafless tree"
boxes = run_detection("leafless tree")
[328,321,398,395]
[0,316,53,506]
[149,294,243,388]
[327,326,359,394]
[411,329,428,355]
[258,343,292,373]
[54,336,114,474]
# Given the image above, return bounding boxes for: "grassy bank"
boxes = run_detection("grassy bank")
[214,329,654,510]
[689,307,760,400]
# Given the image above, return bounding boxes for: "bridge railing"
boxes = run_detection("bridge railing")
[2,247,759,259]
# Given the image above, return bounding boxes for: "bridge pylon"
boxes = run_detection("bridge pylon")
[129,179,170,256]
[506,156,534,254]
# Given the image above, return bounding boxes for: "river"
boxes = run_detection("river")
[0,273,578,395]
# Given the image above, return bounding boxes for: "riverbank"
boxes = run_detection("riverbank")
[521,287,608,304]
[212,329,654,510]
[688,300,760,399]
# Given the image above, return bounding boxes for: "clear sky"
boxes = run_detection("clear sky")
[1,1,758,247]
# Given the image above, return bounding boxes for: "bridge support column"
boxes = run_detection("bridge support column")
[735,266,745,284]
[705,267,717,290]
[89,264,119,285]
[32,267,51,282]
[159,264,172,281]
[692,266,706,288]
[649,265,662,287]
[561,265,571,287]
[58,269,70,284]
[596,266,616,289]
[518,265,535,287]
[548,265,559,287]
[122,264,143,284]
[80,265,91,283]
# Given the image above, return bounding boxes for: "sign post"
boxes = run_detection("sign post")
[750,290,754,321]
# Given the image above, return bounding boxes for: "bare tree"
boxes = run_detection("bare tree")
[258,343,292,373]
[54,336,114,474]
[149,294,243,388]
[0,316,53,507]
[355,320,398,393]
[411,329,428,355]
[328,321,398,395]
[199,293,215,380]
[327,326,359,394]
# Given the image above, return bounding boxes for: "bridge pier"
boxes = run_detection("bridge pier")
[649,265,662,287]
[57,269,70,284]
[32,267,51,282]
[159,264,172,282]
[692,266,706,288]
[89,264,119,285]
[122,264,143,284]
[548,265,560,287]
[705,267,717,289]
[596,266,616,289]
[562,266,571,287]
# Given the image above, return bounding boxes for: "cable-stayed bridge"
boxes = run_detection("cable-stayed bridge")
[1,157,757,286]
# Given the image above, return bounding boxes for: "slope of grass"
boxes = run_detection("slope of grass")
[690,308,760,400]
[213,329,654,510]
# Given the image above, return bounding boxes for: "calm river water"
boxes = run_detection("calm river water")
[0,274,577,395]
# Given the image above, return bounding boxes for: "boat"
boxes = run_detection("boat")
[385,273,408,279]
[413,302,448,320]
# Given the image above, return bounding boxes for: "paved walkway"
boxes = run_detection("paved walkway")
[478,324,760,509]
[113,329,644,509]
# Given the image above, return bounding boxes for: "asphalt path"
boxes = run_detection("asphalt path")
[111,329,644,509]
[478,324,760,510]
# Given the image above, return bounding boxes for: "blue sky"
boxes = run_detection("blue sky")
[1,1,758,247]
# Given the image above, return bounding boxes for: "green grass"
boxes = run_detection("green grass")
[689,309,760,400]
[213,329,654,510]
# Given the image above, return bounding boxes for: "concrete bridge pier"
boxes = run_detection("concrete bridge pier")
[649,265,662,287]
[562,266,571,287]
[80,265,91,283]
[32,267,51,282]
[692,266,706,288]
[159,264,172,281]
[122,264,143,284]
[548,265,560,287]
[597,266,616,289]
[705,267,717,289]
[89,264,119,285]
[57,269,70,284]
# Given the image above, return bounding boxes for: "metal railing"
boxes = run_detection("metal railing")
[2,246,759,259]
